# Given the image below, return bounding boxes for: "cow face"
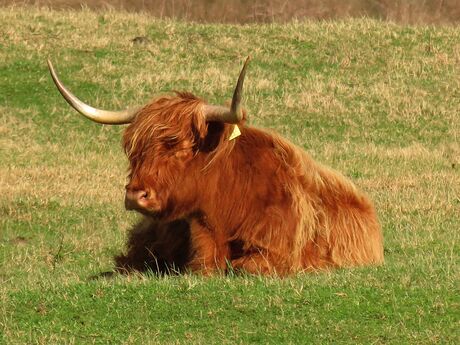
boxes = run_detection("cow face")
[122,93,207,217]
[123,139,193,216]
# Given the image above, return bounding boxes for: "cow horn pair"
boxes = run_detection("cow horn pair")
[47,57,250,125]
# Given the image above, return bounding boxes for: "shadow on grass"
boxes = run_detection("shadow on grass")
[89,218,191,280]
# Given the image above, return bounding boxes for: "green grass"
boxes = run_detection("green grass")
[1,6,459,344]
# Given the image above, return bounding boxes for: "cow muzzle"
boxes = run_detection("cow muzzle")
[124,189,150,211]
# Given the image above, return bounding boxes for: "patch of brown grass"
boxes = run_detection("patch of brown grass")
[1,0,459,24]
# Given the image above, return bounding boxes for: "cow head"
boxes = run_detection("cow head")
[48,57,250,218]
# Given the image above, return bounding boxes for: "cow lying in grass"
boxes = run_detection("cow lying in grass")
[48,57,383,275]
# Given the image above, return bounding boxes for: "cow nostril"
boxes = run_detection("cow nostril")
[125,189,151,211]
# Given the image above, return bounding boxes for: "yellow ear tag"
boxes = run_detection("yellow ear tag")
[229,125,241,141]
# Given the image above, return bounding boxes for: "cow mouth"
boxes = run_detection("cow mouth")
[133,202,177,222]
[125,203,163,217]
[124,206,164,221]
[136,209,162,218]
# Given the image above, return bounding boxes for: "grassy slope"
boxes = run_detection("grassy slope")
[1,7,459,344]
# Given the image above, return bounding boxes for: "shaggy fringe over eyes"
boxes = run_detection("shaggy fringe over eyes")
[123,92,206,172]
[123,91,237,179]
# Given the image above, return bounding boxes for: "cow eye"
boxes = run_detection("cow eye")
[164,137,178,149]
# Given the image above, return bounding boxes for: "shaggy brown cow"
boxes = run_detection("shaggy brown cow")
[48,58,384,275]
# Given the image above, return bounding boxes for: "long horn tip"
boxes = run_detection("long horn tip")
[242,56,251,70]
[47,59,58,79]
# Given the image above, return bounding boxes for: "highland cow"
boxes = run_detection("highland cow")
[48,57,384,275]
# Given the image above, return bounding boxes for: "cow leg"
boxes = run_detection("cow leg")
[231,249,291,276]
[187,219,229,275]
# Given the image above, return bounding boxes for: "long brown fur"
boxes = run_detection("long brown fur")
[119,92,384,275]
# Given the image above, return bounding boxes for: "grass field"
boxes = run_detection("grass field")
[1,6,459,344]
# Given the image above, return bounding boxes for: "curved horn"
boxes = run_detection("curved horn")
[47,59,139,125]
[204,56,250,124]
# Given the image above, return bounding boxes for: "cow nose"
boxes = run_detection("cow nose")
[125,189,149,211]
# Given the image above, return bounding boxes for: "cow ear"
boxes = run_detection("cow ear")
[197,122,227,153]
